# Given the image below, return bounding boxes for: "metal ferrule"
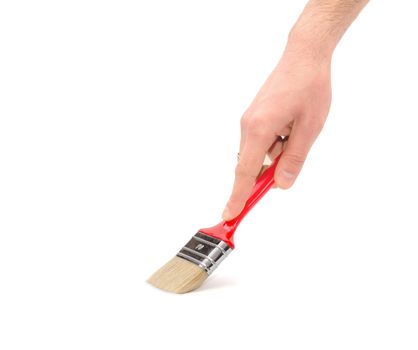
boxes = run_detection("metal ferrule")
[176,232,233,275]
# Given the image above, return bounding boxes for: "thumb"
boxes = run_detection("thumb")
[275,125,317,189]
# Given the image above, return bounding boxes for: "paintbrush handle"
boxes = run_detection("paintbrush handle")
[199,154,281,248]
[226,154,280,227]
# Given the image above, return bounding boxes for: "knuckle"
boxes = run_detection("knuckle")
[246,116,269,138]
[282,152,306,170]
[301,115,325,134]
[313,117,326,132]
[235,164,258,179]
[241,108,275,138]
[240,113,251,129]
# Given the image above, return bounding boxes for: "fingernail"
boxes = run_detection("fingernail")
[276,170,295,188]
[222,208,231,221]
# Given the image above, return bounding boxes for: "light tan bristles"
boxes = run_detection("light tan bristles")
[147,256,208,294]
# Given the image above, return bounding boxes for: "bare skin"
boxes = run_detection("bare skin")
[223,0,369,221]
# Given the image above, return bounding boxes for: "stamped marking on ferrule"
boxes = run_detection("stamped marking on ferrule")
[176,232,233,275]
[195,243,205,251]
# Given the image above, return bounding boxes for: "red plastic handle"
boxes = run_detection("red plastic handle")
[199,154,281,248]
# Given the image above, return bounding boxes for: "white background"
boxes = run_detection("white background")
[1,1,417,349]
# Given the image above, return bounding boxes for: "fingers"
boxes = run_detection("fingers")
[239,115,247,155]
[274,118,321,189]
[222,124,275,221]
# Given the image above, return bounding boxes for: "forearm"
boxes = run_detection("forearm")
[287,0,369,61]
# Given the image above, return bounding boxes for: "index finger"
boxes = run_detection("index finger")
[222,132,274,221]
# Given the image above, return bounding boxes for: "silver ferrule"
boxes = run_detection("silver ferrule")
[176,232,233,275]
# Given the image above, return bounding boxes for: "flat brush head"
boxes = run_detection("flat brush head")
[147,256,208,293]
[148,232,232,293]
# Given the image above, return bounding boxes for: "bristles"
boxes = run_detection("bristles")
[147,256,208,294]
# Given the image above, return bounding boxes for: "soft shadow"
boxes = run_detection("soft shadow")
[196,275,239,292]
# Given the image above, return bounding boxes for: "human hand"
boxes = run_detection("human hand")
[222,47,332,221]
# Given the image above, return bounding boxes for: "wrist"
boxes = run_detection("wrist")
[285,28,335,65]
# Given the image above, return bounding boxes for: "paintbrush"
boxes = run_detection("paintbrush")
[148,155,281,293]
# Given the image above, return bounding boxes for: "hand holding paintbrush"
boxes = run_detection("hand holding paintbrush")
[149,0,370,293]
[148,150,284,293]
